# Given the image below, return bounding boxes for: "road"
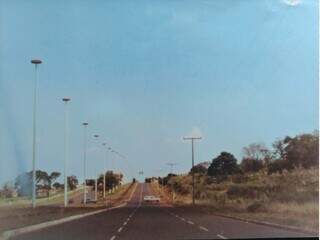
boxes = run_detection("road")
[13,183,314,240]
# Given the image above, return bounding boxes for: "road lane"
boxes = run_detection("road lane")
[13,184,143,240]
[168,207,311,239]
[12,183,315,240]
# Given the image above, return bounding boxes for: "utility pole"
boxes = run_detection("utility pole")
[183,136,202,206]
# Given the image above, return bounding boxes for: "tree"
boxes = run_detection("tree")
[243,143,271,166]
[207,152,240,177]
[268,132,319,173]
[0,182,16,198]
[15,170,48,197]
[240,158,264,173]
[189,164,207,175]
[97,171,123,191]
[46,172,61,197]
[243,143,268,160]
[283,133,318,168]
[67,175,78,190]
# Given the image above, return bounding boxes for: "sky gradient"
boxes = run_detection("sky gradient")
[0,0,318,184]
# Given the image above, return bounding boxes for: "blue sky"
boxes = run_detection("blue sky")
[0,0,318,184]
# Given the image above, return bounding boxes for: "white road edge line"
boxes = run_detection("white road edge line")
[199,226,209,232]
[217,234,227,239]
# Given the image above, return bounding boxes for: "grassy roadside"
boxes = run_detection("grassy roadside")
[0,182,136,233]
[0,187,84,208]
[161,168,319,233]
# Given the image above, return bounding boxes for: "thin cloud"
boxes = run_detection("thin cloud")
[283,0,302,6]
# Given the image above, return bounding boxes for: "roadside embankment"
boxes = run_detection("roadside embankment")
[159,168,319,233]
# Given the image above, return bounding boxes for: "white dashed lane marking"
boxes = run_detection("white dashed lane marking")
[187,220,194,225]
[217,234,227,239]
[110,235,116,240]
[118,227,123,233]
[199,226,209,232]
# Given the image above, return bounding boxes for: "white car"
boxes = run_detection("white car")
[144,195,160,203]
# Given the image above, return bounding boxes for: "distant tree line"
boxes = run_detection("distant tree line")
[0,170,80,198]
[84,171,123,192]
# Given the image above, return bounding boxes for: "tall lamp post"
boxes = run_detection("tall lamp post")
[93,134,99,201]
[31,59,42,208]
[63,97,71,207]
[102,143,108,198]
[183,136,202,206]
[82,122,88,205]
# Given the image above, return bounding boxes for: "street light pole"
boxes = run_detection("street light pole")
[82,122,88,205]
[63,97,71,207]
[102,143,108,199]
[183,136,202,206]
[31,59,42,208]
[93,134,99,201]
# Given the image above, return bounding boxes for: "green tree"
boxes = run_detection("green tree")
[284,133,318,168]
[97,171,123,191]
[207,152,240,177]
[189,164,207,175]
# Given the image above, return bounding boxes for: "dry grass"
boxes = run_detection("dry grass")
[165,167,319,232]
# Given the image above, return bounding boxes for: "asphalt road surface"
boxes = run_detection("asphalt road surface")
[13,183,314,240]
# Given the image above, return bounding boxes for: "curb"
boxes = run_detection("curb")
[208,212,318,236]
[1,203,127,240]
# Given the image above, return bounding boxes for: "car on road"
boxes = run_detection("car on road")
[143,195,160,203]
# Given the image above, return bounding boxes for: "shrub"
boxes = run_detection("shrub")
[247,201,267,212]
[231,174,248,184]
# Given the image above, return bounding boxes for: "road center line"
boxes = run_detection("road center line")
[217,234,227,239]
